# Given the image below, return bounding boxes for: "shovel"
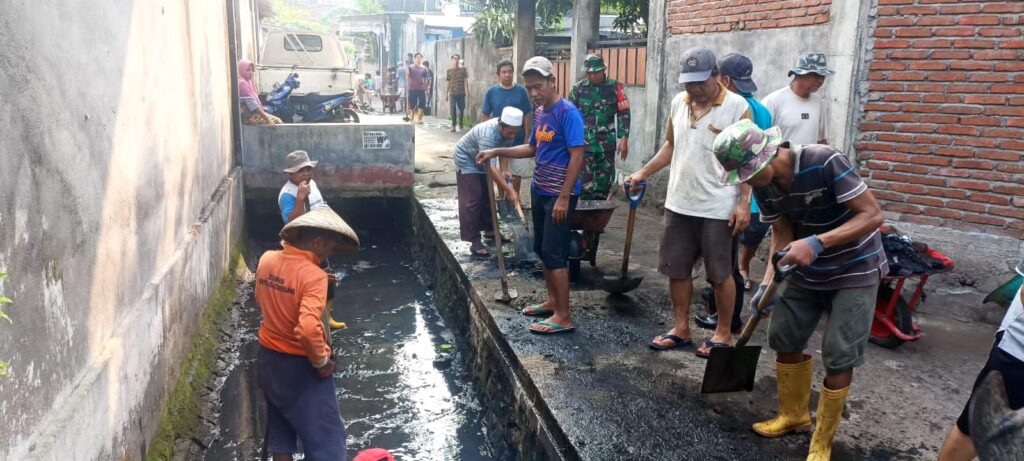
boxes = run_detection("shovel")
[486,172,517,303]
[701,252,794,394]
[501,179,538,263]
[602,181,646,295]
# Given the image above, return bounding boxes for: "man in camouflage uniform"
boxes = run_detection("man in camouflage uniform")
[569,54,631,200]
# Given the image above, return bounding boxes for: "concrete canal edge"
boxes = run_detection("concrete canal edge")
[408,200,582,461]
[145,247,250,461]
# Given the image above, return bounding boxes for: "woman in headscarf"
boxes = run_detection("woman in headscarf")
[237,59,281,126]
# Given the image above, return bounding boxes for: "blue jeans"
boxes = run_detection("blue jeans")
[258,346,347,460]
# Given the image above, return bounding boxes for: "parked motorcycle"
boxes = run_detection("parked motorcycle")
[263,73,360,124]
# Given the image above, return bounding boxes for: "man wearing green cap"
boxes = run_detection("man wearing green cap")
[569,54,631,200]
[712,119,886,461]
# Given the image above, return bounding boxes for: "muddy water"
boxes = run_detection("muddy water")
[204,206,498,460]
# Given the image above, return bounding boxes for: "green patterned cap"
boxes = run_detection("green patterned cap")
[583,54,606,73]
[712,119,783,185]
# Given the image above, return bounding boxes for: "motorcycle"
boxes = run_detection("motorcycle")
[263,73,360,124]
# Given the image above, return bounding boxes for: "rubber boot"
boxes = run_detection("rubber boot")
[405,110,413,122]
[806,385,849,461]
[416,108,425,124]
[325,300,347,330]
[753,356,814,437]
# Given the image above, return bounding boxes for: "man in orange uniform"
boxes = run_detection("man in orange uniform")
[255,206,360,461]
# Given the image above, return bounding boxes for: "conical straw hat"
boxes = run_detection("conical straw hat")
[280,206,360,248]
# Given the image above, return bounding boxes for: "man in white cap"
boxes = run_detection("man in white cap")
[255,206,359,461]
[623,47,752,357]
[761,52,833,146]
[278,150,346,330]
[478,56,586,335]
[453,107,525,257]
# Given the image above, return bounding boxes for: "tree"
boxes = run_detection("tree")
[263,0,329,32]
[467,0,573,47]
[603,0,649,38]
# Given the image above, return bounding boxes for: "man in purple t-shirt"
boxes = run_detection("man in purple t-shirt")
[406,52,430,124]
[478,56,586,335]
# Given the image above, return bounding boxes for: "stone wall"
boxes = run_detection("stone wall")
[0,1,243,459]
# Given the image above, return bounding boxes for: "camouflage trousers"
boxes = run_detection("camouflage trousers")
[582,146,616,200]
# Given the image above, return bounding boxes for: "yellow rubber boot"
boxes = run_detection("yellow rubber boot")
[807,385,849,461]
[416,108,425,124]
[753,356,814,437]
[325,300,347,330]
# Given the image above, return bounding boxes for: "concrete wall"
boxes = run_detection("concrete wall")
[429,36,503,126]
[0,1,243,459]
[240,122,415,198]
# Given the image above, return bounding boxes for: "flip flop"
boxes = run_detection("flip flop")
[469,241,489,258]
[649,334,694,350]
[483,232,513,242]
[529,320,575,335]
[695,340,732,359]
[521,304,553,317]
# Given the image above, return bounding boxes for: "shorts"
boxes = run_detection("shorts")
[509,158,534,178]
[768,281,878,373]
[257,346,347,459]
[740,213,771,247]
[531,191,578,269]
[657,210,735,283]
[408,90,426,109]
[956,332,1024,435]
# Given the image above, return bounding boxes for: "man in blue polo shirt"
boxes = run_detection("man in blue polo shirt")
[478,56,586,335]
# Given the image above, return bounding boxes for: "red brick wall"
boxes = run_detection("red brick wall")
[857,1,1024,238]
[667,0,832,35]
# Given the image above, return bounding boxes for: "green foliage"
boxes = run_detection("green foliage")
[467,0,573,46]
[603,0,648,37]
[263,0,329,32]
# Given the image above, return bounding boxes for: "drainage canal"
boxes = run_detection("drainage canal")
[198,197,511,460]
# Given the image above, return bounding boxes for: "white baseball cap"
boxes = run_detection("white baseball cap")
[499,107,524,127]
[522,56,554,77]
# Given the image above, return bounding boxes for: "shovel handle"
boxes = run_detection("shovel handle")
[737,252,795,347]
[622,180,647,210]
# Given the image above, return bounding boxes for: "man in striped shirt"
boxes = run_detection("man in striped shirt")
[713,119,887,461]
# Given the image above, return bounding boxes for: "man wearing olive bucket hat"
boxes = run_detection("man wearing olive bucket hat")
[712,119,886,461]
[278,150,347,330]
[255,206,360,460]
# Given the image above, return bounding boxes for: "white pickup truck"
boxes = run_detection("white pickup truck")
[257,30,357,96]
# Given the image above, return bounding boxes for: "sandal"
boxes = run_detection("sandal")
[483,232,513,242]
[469,241,489,258]
[529,320,575,335]
[695,340,732,359]
[649,334,694,351]
[521,304,554,317]
[739,270,753,291]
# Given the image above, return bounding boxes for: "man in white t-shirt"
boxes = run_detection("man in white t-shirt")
[624,47,752,358]
[760,53,833,145]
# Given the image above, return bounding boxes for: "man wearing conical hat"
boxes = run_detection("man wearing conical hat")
[712,119,886,461]
[255,206,359,461]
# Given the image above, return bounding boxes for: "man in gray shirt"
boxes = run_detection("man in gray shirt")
[454,107,524,256]
[713,119,886,461]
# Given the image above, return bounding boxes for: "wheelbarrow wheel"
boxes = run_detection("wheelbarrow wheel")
[869,285,914,349]
[568,259,581,283]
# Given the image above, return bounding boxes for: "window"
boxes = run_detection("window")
[284,34,323,52]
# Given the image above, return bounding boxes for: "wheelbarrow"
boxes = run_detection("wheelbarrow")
[870,244,955,348]
[566,197,617,283]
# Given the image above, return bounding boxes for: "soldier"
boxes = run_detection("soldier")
[569,54,631,200]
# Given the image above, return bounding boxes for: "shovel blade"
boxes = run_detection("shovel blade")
[601,275,644,295]
[495,288,518,303]
[700,345,762,394]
